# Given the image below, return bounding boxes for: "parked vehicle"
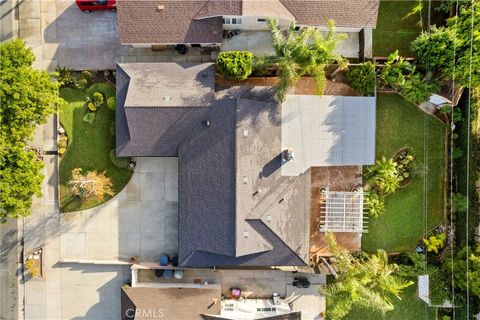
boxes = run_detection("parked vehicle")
[75,0,116,13]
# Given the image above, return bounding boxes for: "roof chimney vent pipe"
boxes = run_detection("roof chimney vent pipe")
[282,148,294,161]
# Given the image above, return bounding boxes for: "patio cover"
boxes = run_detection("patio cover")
[281,95,376,176]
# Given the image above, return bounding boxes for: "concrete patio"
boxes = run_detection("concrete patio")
[60,157,179,262]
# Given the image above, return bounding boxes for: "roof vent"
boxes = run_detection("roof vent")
[242,176,248,184]
[243,230,249,239]
[202,71,208,78]
[163,96,171,101]
[243,129,248,137]
[282,148,294,161]
[266,215,272,222]
[156,4,165,12]
[202,120,211,127]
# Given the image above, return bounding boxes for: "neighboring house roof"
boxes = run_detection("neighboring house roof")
[178,87,310,267]
[280,0,380,28]
[116,63,215,156]
[117,0,238,44]
[116,0,380,44]
[121,287,221,320]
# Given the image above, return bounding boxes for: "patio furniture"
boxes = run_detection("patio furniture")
[154,269,164,278]
[230,288,241,299]
[174,269,183,280]
[163,269,173,279]
[159,255,169,266]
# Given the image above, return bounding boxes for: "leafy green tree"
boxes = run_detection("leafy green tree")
[445,244,480,298]
[447,1,480,87]
[400,73,440,105]
[378,51,415,90]
[268,18,347,101]
[346,61,376,96]
[217,51,253,80]
[0,147,44,223]
[322,233,413,319]
[0,40,60,222]
[410,26,458,75]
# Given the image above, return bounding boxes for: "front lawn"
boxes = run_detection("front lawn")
[344,284,436,320]
[362,93,446,253]
[58,82,132,212]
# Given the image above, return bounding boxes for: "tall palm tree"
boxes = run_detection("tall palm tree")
[267,18,347,101]
[322,233,413,320]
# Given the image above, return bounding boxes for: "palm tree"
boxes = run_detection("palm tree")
[267,18,347,101]
[322,233,413,320]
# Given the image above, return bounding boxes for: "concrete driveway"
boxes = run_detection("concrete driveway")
[17,0,120,70]
[60,158,179,263]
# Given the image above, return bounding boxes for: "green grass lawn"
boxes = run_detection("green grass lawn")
[344,284,437,320]
[362,93,446,253]
[373,1,445,56]
[58,82,132,212]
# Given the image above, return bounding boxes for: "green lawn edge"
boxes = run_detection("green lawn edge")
[58,82,133,213]
[362,93,446,253]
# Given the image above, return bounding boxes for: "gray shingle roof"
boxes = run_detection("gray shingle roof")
[115,63,215,156]
[178,87,310,267]
[117,0,380,44]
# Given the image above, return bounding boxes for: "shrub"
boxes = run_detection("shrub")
[81,70,92,83]
[55,66,77,88]
[24,259,40,277]
[452,147,464,159]
[87,102,96,112]
[83,112,95,123]
[217,51,253,80]
[109,149,130,168]
[423,233,446,253]
[57,135,68,157]
[452,193,468,213]
[77,78,89,90]
[400,74,440,105]
[364,192,385,218]
[347,61,376,96]
[92,92,104,107]
[252,55,275,76]
[365,157,400,196]
[107,96,116,110]
[453,107,463,122]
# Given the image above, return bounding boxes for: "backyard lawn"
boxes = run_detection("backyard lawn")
[58,82,132,212]
[344,284,436,320]
[362,93,446,253]
[373,1,445,56]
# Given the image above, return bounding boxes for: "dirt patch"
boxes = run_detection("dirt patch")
[309,166,363,259]
[216,74,357,96]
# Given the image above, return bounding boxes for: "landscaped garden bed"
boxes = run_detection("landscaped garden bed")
[362,93,446,253]
[58,72,133,212]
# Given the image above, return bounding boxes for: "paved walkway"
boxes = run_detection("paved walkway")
[60,157,179,262]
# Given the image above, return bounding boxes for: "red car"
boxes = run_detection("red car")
[75,0,116,13]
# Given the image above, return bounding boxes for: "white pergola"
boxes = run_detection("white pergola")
[319,191,368,233]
